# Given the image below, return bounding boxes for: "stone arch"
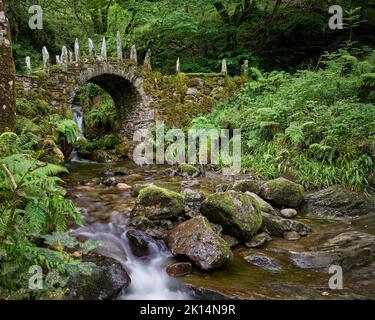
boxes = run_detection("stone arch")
[67,63,154,138]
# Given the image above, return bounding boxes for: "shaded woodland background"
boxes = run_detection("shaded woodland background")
[7,0,375,73]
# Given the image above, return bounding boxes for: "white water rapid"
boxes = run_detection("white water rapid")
[71,222,190,300]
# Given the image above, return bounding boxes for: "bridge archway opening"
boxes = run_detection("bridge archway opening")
[71,73,141,138]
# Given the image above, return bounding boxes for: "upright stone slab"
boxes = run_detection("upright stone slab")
[176,57,181,73]
[242,60,249,77]
[221,58,227,75]
[101,37,107,60]
[42,46,49,70]
[56,55,61,65]
[88,38,94,58]
[143,49,151,71]
[25,56,31,71]
[0,0,16,132]
[74,38,80,62]
[116,31,123,60]
[61,46,68,71]
[69,50,73,63]
[130,45,137,64]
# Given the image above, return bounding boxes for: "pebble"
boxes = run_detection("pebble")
[280,208,298,218]
[283,231,301,241]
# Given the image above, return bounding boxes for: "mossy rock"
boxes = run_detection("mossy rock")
[102,134,117,149]
[77,147,91,159]
[132,183,155,197]
[85,141,100,153]
[133,186,185,220]
[187,78,204,88]
[178,164,200,176]
[201,191,263,242]
[115,137,132,158]
[91,149,120,163]
[245,192,275,214]
[231,179,263,194]
[260,178,305,209]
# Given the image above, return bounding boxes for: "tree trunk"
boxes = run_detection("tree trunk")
[0,0,16,133]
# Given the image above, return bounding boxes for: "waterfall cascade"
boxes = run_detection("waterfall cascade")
[72,104,84,135]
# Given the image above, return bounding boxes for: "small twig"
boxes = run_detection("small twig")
[1,164,17,190]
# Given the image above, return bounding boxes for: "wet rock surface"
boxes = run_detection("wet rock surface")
[243,251,282,272]
[302,185,375,219]
[126,230,150,257]
[291,231,375,270]
[67,254,131,300]
[165,216,233,271]
[262,212,311,237]
[166,262,193,278]
[246,232,272,248]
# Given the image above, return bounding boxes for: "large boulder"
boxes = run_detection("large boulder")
[291,231,375,271]
[67,254,131,300]
[302,186,375,219]
[245,192,275,214]
[201,191,263,241]
[132,186,185,220]
[262,212,311,237]
[165,216,233,271]
[260,178,304,209]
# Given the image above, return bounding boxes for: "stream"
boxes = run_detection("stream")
[64,160,375,300]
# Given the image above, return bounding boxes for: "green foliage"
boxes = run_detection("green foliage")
[56,120,80,145]
[196,50,375,190]
[0,133,94,299]
[9,0,375,74]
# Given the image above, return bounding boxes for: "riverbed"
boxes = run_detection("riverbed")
[63,160,375,300]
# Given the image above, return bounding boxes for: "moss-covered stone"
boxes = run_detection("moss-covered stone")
[201,191,263,242]
[132,183,155,197]
[231,179,264,194]
[260,178,305,209]
[245,192,275,214]
[91,149,120,163]
[178,163,200,176]
[133,186,185,220]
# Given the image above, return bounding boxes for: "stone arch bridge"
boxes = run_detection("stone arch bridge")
[16,34,249,137]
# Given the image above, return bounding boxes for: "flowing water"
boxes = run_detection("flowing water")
[72,104,84,135]
[71,222,189,300]
[64,160,375,300]
[65,161,191,300]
